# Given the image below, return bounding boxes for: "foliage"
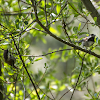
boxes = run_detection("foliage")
[0,0,100,100]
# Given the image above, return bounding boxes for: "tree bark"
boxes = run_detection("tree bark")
[81,0,100,26]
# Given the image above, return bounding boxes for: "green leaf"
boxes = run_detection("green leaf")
[57,25,62,33]
[46,4,51,8]
[50,53,59,60]
[98,39,100,45]
[59,84,66,91]
[79,32,88,35]
[56,5,61,14]
[50,27,60,36]
[35,58,43,61]
[28,57,34,62]
[19,90,23,95]
[44,63,46,66]
[38,11,44,16]
[31,13,34,18]
[78,2,82,12]
[24,21,28,25]
[26,0,30,3]
[73,26,78,33]
[8,72,15,75]
[94,17,97,22]
[25,44,30,49]
[41,1,45,7]
[41,38,47,44]
[0,76,4,81]
[78,23,81,31]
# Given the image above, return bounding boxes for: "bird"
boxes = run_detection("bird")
[77,34,95,48]
[3,49,18,69]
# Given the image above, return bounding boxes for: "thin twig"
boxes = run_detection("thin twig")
[31,0,100,59]
[0,19,36,42]
[86,80,94,99]
[70,57,84,100]
[91,76,95,93]
[47,1,68,26]
[59,74,92,100]
[11,35,40,100]
[22,49,72,57]
[62,19,72,43]
[38,67,55,99]
[48,87,55,99]
[0,89,11,100]
[44,0,48,28]
[26,75,54,100]
[78,20,88,35]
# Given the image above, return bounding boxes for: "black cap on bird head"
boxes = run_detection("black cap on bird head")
[89,34,95,37]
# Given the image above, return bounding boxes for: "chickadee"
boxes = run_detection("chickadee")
[77,34,95,48]
[3,49,18,69]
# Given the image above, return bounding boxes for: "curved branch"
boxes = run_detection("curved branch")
[31,0,100,59]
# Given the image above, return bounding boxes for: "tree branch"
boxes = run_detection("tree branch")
[31,0,100,59]
[81,0,100,26]
[70,57,84,100]
[11,35,40,100]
